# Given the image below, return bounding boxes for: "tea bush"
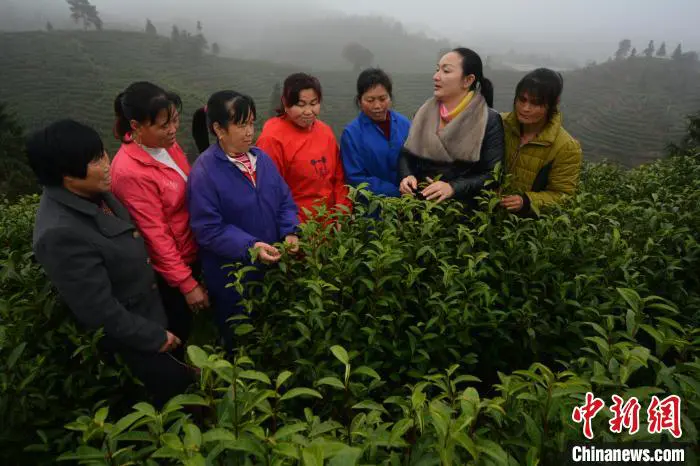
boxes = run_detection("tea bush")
[3,152,700,464]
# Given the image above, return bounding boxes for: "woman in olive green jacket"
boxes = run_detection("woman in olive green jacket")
[500,68,582,215]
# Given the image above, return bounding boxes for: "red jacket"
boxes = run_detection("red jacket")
[111,141,199,294]
[256,116,351,223]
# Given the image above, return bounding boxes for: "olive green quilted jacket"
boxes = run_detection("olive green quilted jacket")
[501,111,583,213]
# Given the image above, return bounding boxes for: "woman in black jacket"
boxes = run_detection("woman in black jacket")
[28,119,195,408]
[398,47,505,204]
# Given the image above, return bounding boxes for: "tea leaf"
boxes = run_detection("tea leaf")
[330,345,349,365]
[352,366,381,380]
[202,428,237,444]
[239,370,272,385]
[302,444,324,466]
[6,342,26,370]
[280,387,323,401]
[276,370,293,390]
[234,324,255,336]
[187,346,209,368]
[273,423,308,441]
[317,377,345,390]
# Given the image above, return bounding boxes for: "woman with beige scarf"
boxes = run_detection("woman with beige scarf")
[398,48,505,204]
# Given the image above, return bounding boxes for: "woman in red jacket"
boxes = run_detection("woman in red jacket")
[256,73,351,224]
[111,81,209,350]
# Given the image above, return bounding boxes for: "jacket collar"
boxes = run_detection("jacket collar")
[121,141,182,169]
[45,186,134,236]
[211,143,260,169]
[358,110,396,126]
[503,110,563,146]
[212,143,265,170]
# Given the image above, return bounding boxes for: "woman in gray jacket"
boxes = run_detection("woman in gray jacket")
[28,119,194,408]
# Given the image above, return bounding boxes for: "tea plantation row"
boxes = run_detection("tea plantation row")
[2,151,700,464]
[2,30,700,166]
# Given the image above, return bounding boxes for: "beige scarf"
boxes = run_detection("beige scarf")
[404,92,489,163]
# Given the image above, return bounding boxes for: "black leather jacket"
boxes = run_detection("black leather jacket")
[397,108,505,201]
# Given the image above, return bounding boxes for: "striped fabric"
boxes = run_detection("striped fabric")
[228,152,257,184]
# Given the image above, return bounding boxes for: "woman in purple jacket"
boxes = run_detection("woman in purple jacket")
[188,90,300,350]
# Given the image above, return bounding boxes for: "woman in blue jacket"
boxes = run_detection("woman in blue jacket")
[340,68,411,198]
[188,90,299,350]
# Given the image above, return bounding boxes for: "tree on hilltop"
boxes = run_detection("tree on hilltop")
[46,21,53,32]
[672,43,683,60]
[657,42,667,57]
[66,0,102,31]
[630,48,637,58]
[211,42,220,56]
[342,42,374,72]
[615,39,632,60]
[146,19,157,35]
[643,40,655,58]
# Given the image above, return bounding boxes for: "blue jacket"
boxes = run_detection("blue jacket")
[187,144,299,303]
[340,110,411,197]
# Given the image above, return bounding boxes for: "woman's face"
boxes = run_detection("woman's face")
[285,89,320,129]
[132,106,180,148]
[216,113,255,154]
[360,85,392,122]
[433,51,474,102]
[515,92,548,126]
[65,151,111,195]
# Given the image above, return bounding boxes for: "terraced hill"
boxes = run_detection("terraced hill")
[1,30,699,166]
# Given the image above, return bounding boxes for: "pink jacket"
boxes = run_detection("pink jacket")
[111,141,199,294]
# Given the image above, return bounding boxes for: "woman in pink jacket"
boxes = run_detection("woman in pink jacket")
[111,81,209,350]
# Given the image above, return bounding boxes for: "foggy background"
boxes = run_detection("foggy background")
[1,0,699,172]
[2,0,699,71]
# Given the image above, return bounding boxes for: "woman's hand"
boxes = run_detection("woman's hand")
[284,234,300,253]
[421,177,455,203]
[159,331,181,353]
[254,242,282,264]
[500,195,524,212]
[399,176,418,195]
[185,284,210,312]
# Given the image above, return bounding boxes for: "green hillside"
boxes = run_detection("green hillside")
[1,30,699,166]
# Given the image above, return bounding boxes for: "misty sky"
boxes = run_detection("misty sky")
[3,0,699,61]
[330,0,700,42]
[91,0,700,58]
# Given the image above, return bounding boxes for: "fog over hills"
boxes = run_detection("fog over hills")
[2,0,699,72]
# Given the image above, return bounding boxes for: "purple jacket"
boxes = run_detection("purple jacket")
[187,144,299,300]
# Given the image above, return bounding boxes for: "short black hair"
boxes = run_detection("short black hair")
[113,81,182,143]
[355,68,393,107]
[514,68,564,122]
[276,73,323,116]
[192,90,257,154]
[26,119,105,186]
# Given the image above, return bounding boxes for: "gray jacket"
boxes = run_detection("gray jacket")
[32,186,168,353]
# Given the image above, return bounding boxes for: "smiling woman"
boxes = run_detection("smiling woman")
[256,73,352,224]
[110,81,210,358]
[27,119,196,408]
[340,68,411,198]
[499,68,583,216]
[188,90,300,351]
